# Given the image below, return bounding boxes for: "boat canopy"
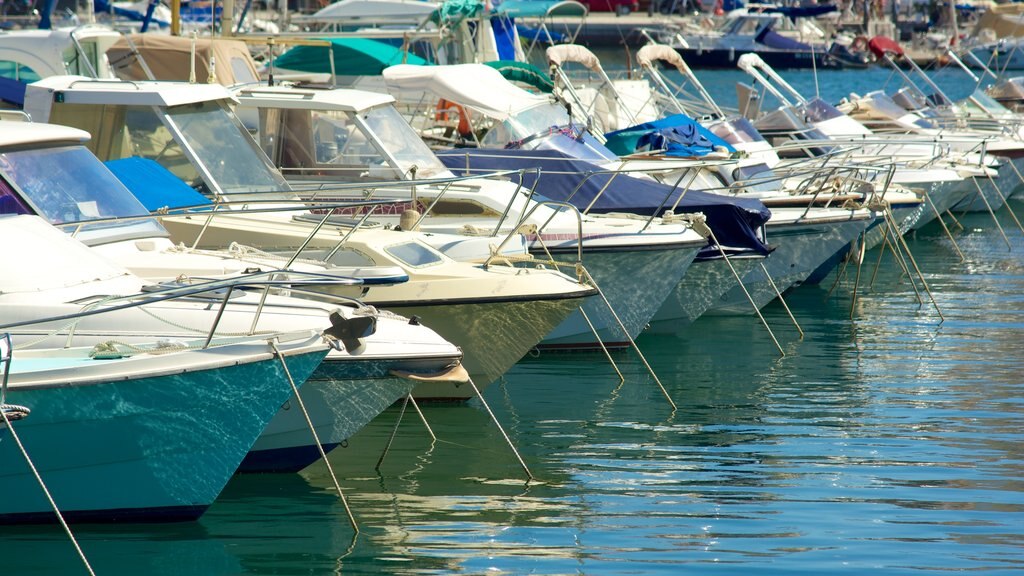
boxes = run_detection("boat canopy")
[293,0,440,23]
[435,148,772,256]
[107,34,260,85]
[384,63,549,120]
[754,26,813,51]
[483,60,554,93]
[274,38,431,75]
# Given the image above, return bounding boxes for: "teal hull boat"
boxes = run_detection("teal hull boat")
[0,332,328,524]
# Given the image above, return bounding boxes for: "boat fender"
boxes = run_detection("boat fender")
[435,99,472,137]
[399,209,421,231]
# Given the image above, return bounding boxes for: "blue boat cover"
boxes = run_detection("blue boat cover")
[755,26,813,51]
[105,157,212,212]
[436,147,772,256]
[604,114,736,157]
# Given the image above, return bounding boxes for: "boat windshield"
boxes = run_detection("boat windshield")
[966,89,1010,116]
[355,105,450,179]
[0,145,166,245]
[480,102,570,147]
[163,100,291,201]
[708,117,765,145]
[801,98,845,122]
[868,93,937,129]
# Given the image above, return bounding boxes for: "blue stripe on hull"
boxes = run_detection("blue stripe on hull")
[238,443,342,474]
[0,504,207,525]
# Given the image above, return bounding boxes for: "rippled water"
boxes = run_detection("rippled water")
[4,66,1024,573]
[4,203,1023,574]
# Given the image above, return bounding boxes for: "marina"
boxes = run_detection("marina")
[0,3,1023,573]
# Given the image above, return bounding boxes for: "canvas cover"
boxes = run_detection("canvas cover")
[546,43,602,72]
[604,114,735,157]
[383,63,549,120]
[275,38,430,76]
[108,34,260,85]
[435,147,772,257]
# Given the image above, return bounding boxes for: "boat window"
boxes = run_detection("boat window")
[968,90,1008,115]
[708,117,765,144]
[62,41,99,77]
[481,102,568,147]
[0,145,165,243]
[163,100,291,200]
[526,129,619,162]
[384,241,444,267]
[230,57,258,84]
[801,98,845,122]
[0,60,40,83]
[358,105,449,179]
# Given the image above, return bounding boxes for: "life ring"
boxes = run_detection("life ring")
[850,35,869,53]
[435,98,472,137]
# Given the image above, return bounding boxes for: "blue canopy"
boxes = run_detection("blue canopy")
[604,114,735,158]
[435,148,772,257]
[105,157,211,212]
[755,26,814,51]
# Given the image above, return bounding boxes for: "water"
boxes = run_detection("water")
[3,203,1023,574]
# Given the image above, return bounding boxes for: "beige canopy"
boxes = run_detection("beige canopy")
[970,3,1024,40]
[107,34,260,86]
[545,44,603,73]
[636,44,688,74]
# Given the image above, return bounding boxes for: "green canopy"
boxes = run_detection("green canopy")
[274,38,431,75]
[483,60,554,93]
[430,0,484,24]
[493,0,587,18]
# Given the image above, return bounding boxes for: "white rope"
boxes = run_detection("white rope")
[1,409,96,576]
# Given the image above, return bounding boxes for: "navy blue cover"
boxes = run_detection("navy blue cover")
[755,26,813,51]
[105,157,211,212]
[436,147,771,256]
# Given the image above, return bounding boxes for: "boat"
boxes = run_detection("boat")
[652,7,867,70]
[230,83,709,348]
[0,120,471,470]
[0,257,332,522]
[0,25,121,107]
[24,77,596,397]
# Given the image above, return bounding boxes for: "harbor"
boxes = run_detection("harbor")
[0,1,1023,574]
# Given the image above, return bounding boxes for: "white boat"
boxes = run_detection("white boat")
[24,77,596,397]
[0,253,333,521]
[231,83,710,347]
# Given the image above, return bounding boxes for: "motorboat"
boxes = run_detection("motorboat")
[231,83,710,347]
[0,251,332,522]
[24,77,596,396]
[0,120,469,470]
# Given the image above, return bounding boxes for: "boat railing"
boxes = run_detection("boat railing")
[0,269,363,352]
[482,200,585,280]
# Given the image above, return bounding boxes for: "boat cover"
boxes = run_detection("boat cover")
[274,38,431,75]
[435,147,772,255]
[604,114,735,157]
[494,0,587,17]
[763,4,837,21]
[754,26,813,51]
[483,60,554,92]
[105,157,212,212]
[384,63,549,120]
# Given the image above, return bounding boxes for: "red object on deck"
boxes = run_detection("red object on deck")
[868,36,904,59]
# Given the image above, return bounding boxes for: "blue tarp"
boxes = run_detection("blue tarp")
[604,114,735,158]
[435,147,772,257]
[755,26,814,51]
[105,157,211,212]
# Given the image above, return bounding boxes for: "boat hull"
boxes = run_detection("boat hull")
[240,354,459,472]
[536,243,702,348]
[647,255,763,332]
[705,217,871,314]
[376,295,589,399]
[951,176,1008,213]
[0,348,326,523]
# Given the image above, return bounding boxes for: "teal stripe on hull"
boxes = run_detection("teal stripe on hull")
[0,350,326,523]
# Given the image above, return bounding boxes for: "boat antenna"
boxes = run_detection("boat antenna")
[189,31,197,83]
[811,40,819,99]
